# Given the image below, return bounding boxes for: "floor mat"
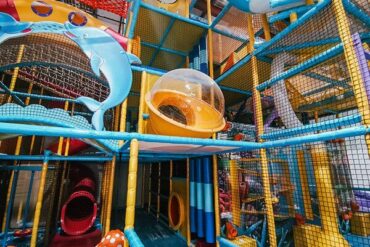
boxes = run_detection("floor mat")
[134,209,187,247]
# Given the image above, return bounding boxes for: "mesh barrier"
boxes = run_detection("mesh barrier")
[78,0,129,18]
[217,0,370,246]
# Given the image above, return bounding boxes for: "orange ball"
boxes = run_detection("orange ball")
[96,230,125,247]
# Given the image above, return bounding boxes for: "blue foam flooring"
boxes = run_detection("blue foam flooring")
[134,209,187,247]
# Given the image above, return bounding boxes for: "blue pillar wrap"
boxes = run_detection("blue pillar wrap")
[199,36,208,74]
[203,157,215,243]
[195,158,204,237]
[190,159,197,233]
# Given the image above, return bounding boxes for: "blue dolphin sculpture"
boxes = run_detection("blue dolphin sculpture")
[228,0,306,13]
[65,23,141,130]
[0,13,141,130]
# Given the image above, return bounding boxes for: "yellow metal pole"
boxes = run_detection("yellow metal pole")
[101,162,109,230]
[206,0,214,78]
[332,0,370,155]
[30,154,49,247]
[212,154,221,247]
[2,133,25,231]
[105,155,116,233]
[296,150,314,220]
[125,139,139,229]
[138,72,147,134]
[229,160,241,226]
[206,2,221,242]
[289,12,298,23]
[115,105,121,131]
[16,201,23,225]
[27,88,44,155]
[249,14,277,246]
[7,45,25,103]
[1,45,26,230]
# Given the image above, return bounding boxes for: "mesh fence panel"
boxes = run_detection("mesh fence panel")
[217,0,370,246]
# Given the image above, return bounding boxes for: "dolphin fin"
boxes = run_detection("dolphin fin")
[77,96,101,112]
[1,22,31,33]
[127,53,141,65]
[77,96,105,130]
[90,54,103,77]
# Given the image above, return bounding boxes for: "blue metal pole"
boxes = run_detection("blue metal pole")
[268,5,314,24]
[215,54,252,83]
[0,155,113,162]
[261,114,362,140]
[299,91,354,111]
[0,81,25,106]
[263,126,368,149]
[220,86,252,96]
[210,3,232,28]
[212,27,247,43]
[257,38,341,56]
[342,0,370,27]
[303,72,350,89]
[303,79,351,97]
[141,41,187,57]
[149,18,177,66]
[0,165,43,171]
[22,171,35,230]
[0,122,261,149]
[131,65,166,76]
[140,2,209,29]
[253,0,331,55]
[256,44,344,91]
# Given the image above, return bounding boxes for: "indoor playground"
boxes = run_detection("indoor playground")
[0,0,369,246]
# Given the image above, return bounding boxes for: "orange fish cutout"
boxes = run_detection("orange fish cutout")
[295,213,305,226]
[96,230,125,247]
[225,222,238,240]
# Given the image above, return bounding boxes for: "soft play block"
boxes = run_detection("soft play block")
[351,213,370,236]
[231,236,256,247]
[293,224,349,247]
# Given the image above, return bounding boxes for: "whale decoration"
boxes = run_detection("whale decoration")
[227,0,306,13]
[0,13,141,130]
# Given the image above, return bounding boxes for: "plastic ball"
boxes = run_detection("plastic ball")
[96,230,125,247]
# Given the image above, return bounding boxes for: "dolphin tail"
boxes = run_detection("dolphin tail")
[91,108,105,131]
[77,96,101,112]
[77,96,105,130]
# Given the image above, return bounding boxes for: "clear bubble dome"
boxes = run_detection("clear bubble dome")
[148,69,225,130]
